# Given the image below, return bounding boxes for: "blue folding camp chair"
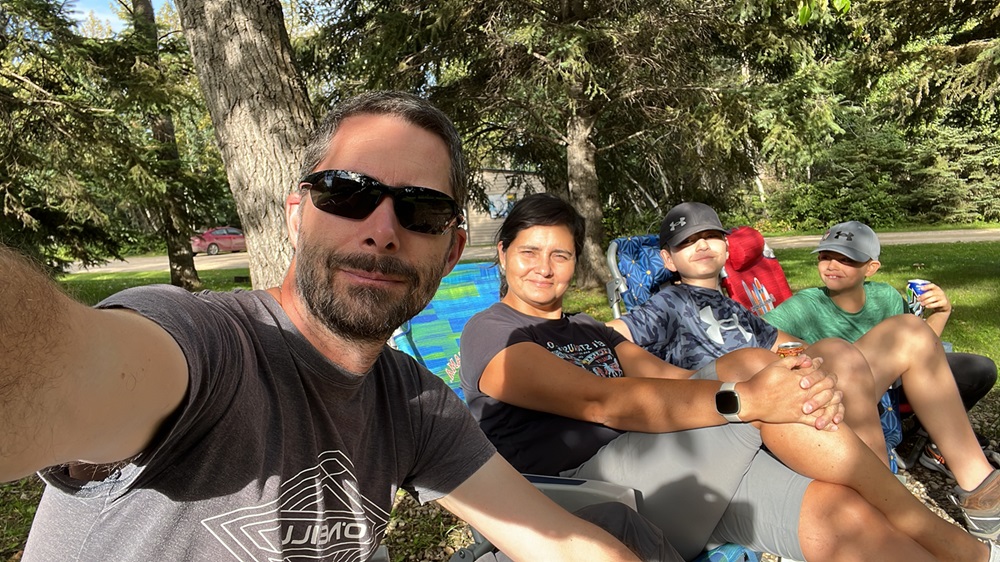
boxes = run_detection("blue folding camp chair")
[392,262,502,401]
[392,260,763,562]
[606,235,674,319]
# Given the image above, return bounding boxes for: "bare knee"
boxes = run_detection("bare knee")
[877,315,941,352]
[812,338,877,398]
[799,482,901,561]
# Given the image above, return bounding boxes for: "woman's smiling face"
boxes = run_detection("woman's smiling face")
[499,224,577,318]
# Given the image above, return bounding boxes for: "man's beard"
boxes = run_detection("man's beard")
[295,236,449,344]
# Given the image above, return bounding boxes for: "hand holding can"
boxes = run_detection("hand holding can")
[907,279,931,316]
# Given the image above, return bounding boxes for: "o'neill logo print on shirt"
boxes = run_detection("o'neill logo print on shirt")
[202,450,389,562]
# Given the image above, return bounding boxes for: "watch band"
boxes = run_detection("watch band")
[717,381,742,423]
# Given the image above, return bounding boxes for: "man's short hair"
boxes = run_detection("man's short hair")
[298,91,468,209]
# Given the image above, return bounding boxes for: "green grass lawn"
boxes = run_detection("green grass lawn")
[2,240,997,560]
[59,268,255,305]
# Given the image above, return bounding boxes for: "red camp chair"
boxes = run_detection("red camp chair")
[720,226,792,316]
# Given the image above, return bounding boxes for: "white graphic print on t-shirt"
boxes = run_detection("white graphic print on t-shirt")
[202,450,389,562]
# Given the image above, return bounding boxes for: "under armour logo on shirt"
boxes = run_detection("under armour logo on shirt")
[699,306,752,345]
[670,218,687,231]
[833,230,854,241]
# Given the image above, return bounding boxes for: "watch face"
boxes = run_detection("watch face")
[715,390,740,415]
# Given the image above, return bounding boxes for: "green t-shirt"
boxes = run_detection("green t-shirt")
[763,281,907,343]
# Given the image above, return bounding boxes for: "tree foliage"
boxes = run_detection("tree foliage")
[760,0,1000,229]
[300,0,812,285]
[1,0,234,271]
[1,0,125,267]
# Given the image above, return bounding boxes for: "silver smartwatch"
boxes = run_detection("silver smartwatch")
[715,381,743,423]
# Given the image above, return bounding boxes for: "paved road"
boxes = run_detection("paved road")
[765,228,1000,249]
[68,228,1000,274]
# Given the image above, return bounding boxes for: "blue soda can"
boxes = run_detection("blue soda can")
[906,279,931,316]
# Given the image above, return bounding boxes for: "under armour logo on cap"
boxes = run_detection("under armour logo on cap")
[813,220,881,262]
[659,202,726,249]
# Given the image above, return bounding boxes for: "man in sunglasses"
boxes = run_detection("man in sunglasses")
[0,92,678,561]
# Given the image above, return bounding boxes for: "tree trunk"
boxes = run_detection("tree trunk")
[565,97,609,289]
[173,0,315,288]
[134,0,203,290]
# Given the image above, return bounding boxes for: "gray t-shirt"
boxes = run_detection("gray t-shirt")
[24,285,494,562]
[460,302,626,475]
[621,284,778,370]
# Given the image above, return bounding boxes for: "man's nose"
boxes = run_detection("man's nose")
[362,196,401,251]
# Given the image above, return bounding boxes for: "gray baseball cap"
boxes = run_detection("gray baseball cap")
[813,221,881,262]
[659,202,726,248]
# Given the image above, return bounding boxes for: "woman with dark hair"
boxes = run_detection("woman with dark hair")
[460,192,996,562]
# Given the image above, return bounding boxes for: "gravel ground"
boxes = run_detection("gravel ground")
[388,390,1000,562]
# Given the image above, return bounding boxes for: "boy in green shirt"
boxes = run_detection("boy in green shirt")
[765,220,1000,538]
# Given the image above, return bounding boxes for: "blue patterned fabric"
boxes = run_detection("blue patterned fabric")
[392,262,501,401]
[613,235,674,311]
[692,543,761,562]
[881,390,903,473]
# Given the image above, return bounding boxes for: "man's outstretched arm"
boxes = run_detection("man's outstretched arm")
[0,246,188,482]
[437,454,659,561]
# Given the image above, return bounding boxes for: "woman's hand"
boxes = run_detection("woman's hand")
[737,355,845,431]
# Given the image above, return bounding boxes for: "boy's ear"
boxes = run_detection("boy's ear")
[659,248,679,273]
[864,260,881,277]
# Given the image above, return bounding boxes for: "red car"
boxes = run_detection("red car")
[190,227,246,256]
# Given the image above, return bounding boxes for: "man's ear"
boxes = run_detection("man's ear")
[659,248,679,273]
[442,227,468,276]
[865,259,882,277]
[285,191,305,250]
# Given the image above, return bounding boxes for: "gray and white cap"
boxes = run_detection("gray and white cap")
[659,202,727,249]
[813,221,880,262]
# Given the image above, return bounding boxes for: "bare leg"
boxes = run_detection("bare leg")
[759,421,988,562]
[716,345,890,466]
[797,481,936,562]
[855,314,993,491]
[807,338,889,467]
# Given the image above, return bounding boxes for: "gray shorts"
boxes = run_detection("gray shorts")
[562,361,812,561]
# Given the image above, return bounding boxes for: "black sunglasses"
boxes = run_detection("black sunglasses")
[299,169,464,235]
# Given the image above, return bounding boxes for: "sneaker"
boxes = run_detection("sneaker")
[920,442,956,479]
[920,440,1000,479]
[991,540,1000,562]
[950,470,1000,540]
